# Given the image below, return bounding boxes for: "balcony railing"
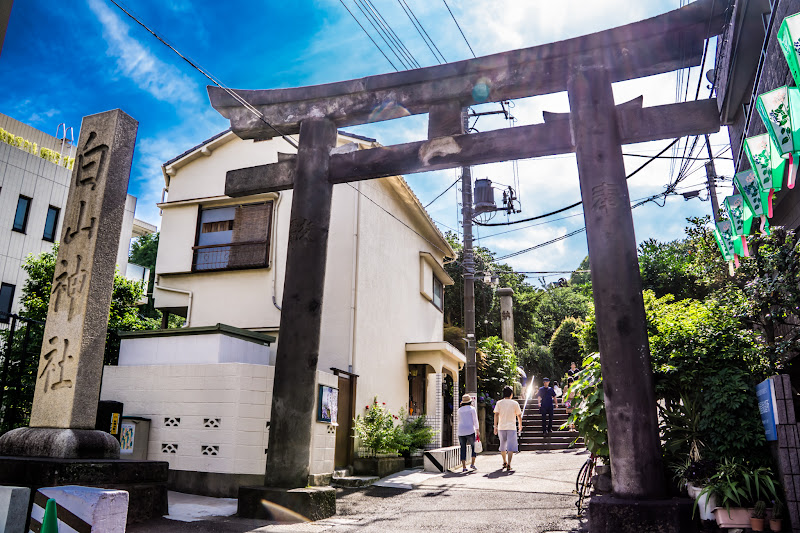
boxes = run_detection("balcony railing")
[192,241,269,271]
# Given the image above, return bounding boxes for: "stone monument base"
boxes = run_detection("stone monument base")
[0,428,120,459]
[238,485,336,521]
[0,456,168,523]
[588,494,697,533]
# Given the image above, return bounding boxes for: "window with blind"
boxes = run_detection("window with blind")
[192,202,273,271]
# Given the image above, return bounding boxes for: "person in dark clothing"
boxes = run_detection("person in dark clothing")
[537,378,557,433]
[566,362,579,386]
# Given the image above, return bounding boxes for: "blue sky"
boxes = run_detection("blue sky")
[0,0,734,280]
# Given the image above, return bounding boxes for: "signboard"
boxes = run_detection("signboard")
[119,422,135,454]
[757,378,779,441]
[110,412,120,435]
[318,385,338,424]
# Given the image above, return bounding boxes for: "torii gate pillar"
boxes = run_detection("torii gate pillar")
[569,65,664,499]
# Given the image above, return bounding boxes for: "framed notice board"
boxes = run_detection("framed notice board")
[318,385,339,424]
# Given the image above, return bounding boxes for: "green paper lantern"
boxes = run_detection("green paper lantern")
[743,133,786,217]
[778,12,800,88]
[733,169,770,234]
[756,86,800,190]
[714,220,735,262]
[724,194,752,257]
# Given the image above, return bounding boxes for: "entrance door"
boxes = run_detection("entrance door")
[334,373,355,468]
[442,374,454,447]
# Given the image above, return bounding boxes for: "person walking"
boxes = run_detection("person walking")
[457,394,480,472]
[493,386,522,471]
[538,378,557,434]
[566,362,579,386]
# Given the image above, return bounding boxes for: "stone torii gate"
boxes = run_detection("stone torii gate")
[210,1,725,527]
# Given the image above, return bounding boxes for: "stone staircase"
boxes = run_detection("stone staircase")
[516,398,585,451]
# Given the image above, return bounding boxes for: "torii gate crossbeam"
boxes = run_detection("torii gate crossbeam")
[209,0,727,525]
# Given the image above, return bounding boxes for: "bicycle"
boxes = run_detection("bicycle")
[574,453,597,516]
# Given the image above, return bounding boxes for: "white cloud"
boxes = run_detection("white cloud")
[86,0,201,106]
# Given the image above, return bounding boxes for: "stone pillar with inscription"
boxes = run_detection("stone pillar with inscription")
[497,288,514,348]
[0,109,137,459]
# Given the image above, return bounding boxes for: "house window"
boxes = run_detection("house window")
[42,206,60,242]
[432,275,443,310]
[192,202,273,271]
[12,196,31,233]
[0,283,14,323]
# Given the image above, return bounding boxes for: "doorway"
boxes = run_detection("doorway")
[333,369,357,468]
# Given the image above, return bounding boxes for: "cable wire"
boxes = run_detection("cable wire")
[398,0,447,64]
[338,0,399,71]
[107,0,300,149]
[364,0,421,68]
[353,0,411,69]
[441,0,476,58]
[425,177,461,208]
[475,138,680,227]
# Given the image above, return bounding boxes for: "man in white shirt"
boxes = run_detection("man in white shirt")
[493,385,523,471]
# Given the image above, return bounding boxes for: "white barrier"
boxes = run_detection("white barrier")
[0,486,29,533]
[30,486,128,533]
[423,445,470,472]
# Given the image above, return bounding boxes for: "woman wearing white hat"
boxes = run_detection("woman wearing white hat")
[457,394,480,472]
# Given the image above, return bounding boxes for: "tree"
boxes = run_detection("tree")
[18,244,159,363]
[549,317,583,374]
[529,286,590,345]
[129,232,159,319]
[516,341,556,384]
[638,237,705,301]
[476,336,518,401]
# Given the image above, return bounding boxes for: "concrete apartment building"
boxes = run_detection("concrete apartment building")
[0,112,156,319]
[99,129,464,496]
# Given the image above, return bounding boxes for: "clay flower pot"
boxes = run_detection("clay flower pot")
[770,518,783,531]
[712,507,752,528]
[751,517,766,531]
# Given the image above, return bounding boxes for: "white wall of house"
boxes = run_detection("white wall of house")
[152,132,454,420]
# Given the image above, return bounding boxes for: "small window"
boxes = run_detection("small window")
[13,196,31,233]
[192,202,273,271]
[43,206,60,242]
[0,283,15,323]
[432,275,443,310]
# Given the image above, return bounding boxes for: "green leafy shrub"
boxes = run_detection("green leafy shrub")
[564,353,608,461]
[697,459,780,512]
[396,415,436,452]
[353,397,403,456]
[477,336,518,400]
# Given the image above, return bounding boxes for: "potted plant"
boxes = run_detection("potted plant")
[397,414,436,468]
[751,501,767,531]
[699,459,781,528]
[770,499,783,532]
[352,398,406,477]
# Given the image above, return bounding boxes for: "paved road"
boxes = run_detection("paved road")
[129,450,589,533]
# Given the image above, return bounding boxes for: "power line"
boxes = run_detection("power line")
[495,228,587,261]
[353,0,411,69]
[475,138,680,227]
[107,0,300,149]
[360,0,421,69]
[346,183,452,257]
[442,0,476,58]
[338,0,399,71]
[398,0,447,64]
[425,177,461,208]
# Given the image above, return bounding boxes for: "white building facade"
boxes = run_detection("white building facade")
[100,129,464,496]
[0,113,155,320]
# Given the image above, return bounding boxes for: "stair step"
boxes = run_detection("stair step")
[331,476,379,488]
[519,443,585,451]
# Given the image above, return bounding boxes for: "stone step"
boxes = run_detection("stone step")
[332,468,353,479]
[519,443,585,451]
[331,476,379,488]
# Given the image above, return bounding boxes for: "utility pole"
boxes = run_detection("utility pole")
[705,135,721,221]
[461,110,477,402]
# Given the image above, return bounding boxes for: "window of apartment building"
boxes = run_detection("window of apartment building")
[12,196,31,233]
[0,283,14,323]
[42,206,60,242]
[432,275,444,311]
[193,202,273,271]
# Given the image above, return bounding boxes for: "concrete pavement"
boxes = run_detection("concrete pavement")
[129,449,590,533]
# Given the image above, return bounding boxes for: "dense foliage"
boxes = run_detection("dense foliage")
[564,353,608,460]
[353,398,435,456]
[476,336,518,400]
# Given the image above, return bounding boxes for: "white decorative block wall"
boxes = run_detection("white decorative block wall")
[101,364,338,478]
[426,373,443,448]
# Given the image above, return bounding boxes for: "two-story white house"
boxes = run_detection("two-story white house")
[100,129,465,497]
